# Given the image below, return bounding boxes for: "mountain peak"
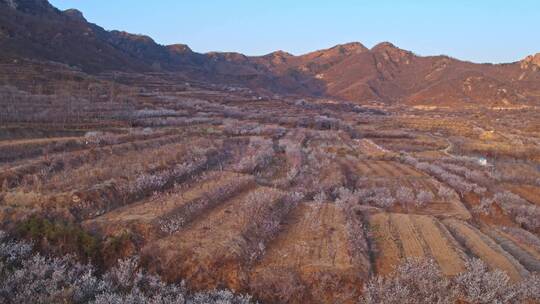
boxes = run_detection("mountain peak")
[167,44,193,54]
[330,42,368,53]
[266,50,294,58]
[521,53,540,70]
[64,9,86,22]
[306,42,367,58]
[371,42,400,52]
[110,31,156,44]
[2,0,54,14]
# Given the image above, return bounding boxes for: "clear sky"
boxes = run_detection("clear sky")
[49,0,539,64]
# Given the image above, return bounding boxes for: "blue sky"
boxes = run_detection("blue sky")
[49,0,539,63]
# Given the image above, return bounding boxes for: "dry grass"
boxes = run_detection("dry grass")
[369,213,401,275]
[250,202,363,304]
[443,219,526,281]
[410,215,465,275]
[142,186,287,290]
[390,213,426,259]
[84,171,254,241]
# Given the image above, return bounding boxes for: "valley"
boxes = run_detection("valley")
[0,0,539,303]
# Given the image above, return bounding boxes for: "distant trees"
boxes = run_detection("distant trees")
[0,82,140,125]
[355,187,396,208]
[400,155,484,195]
[222,121,286,138]
[333,184,440,210]
[233,138,274,174]
[415,190,434,207]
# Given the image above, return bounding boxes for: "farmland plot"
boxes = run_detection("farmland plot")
[84,171,255,243]
[505,184,540,206]
[2,65,540,304]
[142,186,293,290]
[352,159,471,218]
[250,202,365,304]
[443,219,528,281]
[369,212,466,276]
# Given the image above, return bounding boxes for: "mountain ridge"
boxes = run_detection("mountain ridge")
[1,0,539,107]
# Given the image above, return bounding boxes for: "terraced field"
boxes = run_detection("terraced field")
[251,202,365,303]
[369,213,466,276]
[1,66,540,303]
[443,219,528,281]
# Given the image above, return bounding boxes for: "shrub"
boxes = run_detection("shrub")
[233,138,274,174]
[437,185,457,200]
[159,175,254,234]
[396,186,414,206]
[84,132,119,146]
[361,259,453,304]
[313,191,328,203]
[334,187,371,273]
[357,187,396,208]
[484,191,540,231]
[477,197,495,214]
[415,190,434,207]
[242,190,301,261]
[334,187,360,209]
[361,258,539,304]
[17,217,100,261]
[0,232,255,304]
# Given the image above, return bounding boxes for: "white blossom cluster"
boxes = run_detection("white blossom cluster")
[0,232,255,304]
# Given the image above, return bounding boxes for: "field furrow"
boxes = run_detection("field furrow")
[368,161,394,177]
[497,227,540,261]
[84,171,254,241]
[355,160,373,176]
[443,219,527,281]
[369,212,401,275]
[411,215,465,275]
[395,162,426,177]
[141,186,293,290]
[374,161,399,178]
[486,228,540,272]
[250,202,363,304]
[390,213,426,259]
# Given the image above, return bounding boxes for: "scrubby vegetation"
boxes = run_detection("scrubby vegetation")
[362,258,540,304]
[0,231,254,304]
[17,216,100,262]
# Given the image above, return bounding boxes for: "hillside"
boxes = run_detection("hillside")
[1,0,540,107]
[0,57,539,302]
[1,1,540,303]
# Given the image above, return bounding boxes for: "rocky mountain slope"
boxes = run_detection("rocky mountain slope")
[1,0,539,107]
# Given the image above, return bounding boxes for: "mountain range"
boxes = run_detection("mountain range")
[1,0,540,107]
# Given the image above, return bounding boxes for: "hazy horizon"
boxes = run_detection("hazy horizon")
[49,0,539,64]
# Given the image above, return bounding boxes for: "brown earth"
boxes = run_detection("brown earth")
[0,1,540,303]
[2,0,540,106]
